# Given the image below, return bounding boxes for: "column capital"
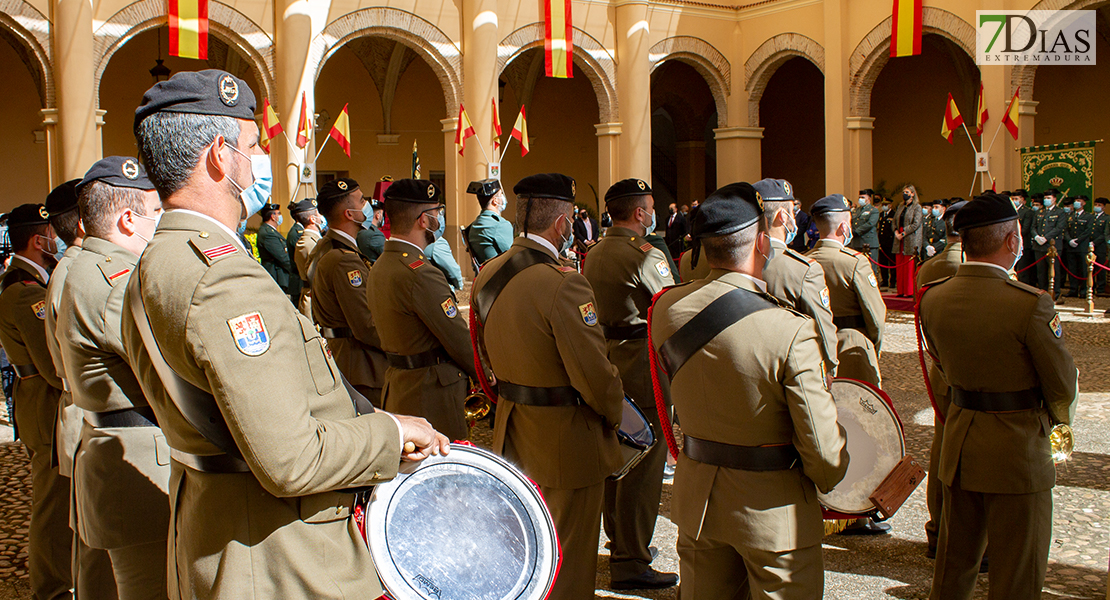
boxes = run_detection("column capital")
[441,118,458,133]
[595,122,622,137]
[714,126,763,141]
[40,108,58,125]
[95,109,106,126]
[846,116,875,130]
[1018,100,1039,116]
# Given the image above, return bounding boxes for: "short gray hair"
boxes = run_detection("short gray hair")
[963,219,1016,258]
[516,196,572,234]
[815,210,850,234]
[703,219,765,266]
[135,112,240,198]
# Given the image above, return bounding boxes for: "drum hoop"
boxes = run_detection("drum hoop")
[619,397,656,447]
[367,444,561,600]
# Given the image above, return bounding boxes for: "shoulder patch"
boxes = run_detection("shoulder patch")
[190,238,239,265]
[554,265,576,273]
[868,272,878,287]
[820,287,830,308]
[639,242,654,253]
[441,297,459,318]
[31,299,46,320]
[228,312,270,356]
[347,270,363,287]
[408,259,425,270]
[96,262,132,286]
[1049,313,1062,338]
[655,260,671,278]
[579,302,598,326]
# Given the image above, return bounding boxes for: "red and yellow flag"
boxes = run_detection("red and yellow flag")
[329,104,351,157]
[975,83,988,135]
[259,120,271,154]
[263,98,283,140]
[492,98,502,152]
[169,0,209,60]
[455,105,476,156]
[890,0,922,58]
[545,0,574,78]
[1002,87,1021,140]
[511,106,529,157]
[941,93,963,144]
[295,92,310,149]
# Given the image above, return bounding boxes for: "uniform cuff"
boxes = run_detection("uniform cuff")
[386,412,404,453]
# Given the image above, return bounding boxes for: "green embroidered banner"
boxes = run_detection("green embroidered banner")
[1020,140,1099,207]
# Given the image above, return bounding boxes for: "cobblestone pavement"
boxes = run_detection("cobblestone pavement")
[0,294,1107,599]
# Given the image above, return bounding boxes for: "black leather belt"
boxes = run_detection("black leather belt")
[833,315,866,332]
[85,407,158,429]
[951,387,1043,412]
[683,434,800,471]
[601,323,647,340]
[321,327,352,339]
[499,381,581,407]
[171,448,251,473]
[12,363,38,378]
[385,347,449,370]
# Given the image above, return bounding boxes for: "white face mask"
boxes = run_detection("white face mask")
[133,210,161,244]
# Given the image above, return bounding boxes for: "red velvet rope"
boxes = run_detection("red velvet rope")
[865,254,901,270]
[914,286,945,425]
[646,288,680,460]
[1055,254,1087,280]
[1094,260,1110,272]
[1014,252,1048,273]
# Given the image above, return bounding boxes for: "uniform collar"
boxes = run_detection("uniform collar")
[816,238,845,249]
[81,236,140,266]
[959,261,1012,278]
[604,226,640,238]
[166,209,246,253]
[709,269,768,294]
[390,237,426,254]
[523,233,560,257]
[327,228,359,252]
[770,237,788,250]
[10,254,49,284]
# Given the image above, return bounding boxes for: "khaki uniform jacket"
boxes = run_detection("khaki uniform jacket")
[916,242,963,415]
[366,240,478,442]
[807,239,886,350]
[473,237,624,490]
[119,211,401,600]
[764,238,839,375]
[920,263,1078,494]
[308,229,387,392]
[57,237,170,549]
[650,271,848,552]
[678,249,711,281]
[293,227,321,283]
[44,245,84,476]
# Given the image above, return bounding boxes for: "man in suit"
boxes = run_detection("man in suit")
[664,202,687,263]
[1031,188,1067,294]
[466,179,515,266]
[650,182,848,599]
[256,202,293,296]
[472,173,625,600]
[124,69,448,600]
[1064,196,1094,298]
[921,194,1078,600]
[851,189,881,275]
[572,207,600,254]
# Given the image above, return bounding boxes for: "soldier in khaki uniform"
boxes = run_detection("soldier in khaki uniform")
[0,203,73,600]
[59,157,171,598]
[124,69,448,600]
[582,178,678,590]
[649,183,848,599]
[754,178,838,378]
[42,180,119,599]
[367,179,477,443]
[921,194,1078,600]
[807,195,886,386]
[472,173,625,600]
[291,199,323,317]
[285,198,317,307]
[308,178,388,408]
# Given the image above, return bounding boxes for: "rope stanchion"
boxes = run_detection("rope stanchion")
[1056,254,1085,281]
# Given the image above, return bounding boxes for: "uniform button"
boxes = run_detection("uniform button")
[419,255,424,259]
[402,253,409,257]
[199,232,209,239]
[105,256,112,262]
[374,471,381,478]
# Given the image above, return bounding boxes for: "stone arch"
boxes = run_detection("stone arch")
[310,8,461,117]
[497,23,617,123]
[744,33,825,127]
[649,36,730,126]
[0,0,53,107]
[1011,0,1110,99]
[92,0,275,107]
[849,7,975,116]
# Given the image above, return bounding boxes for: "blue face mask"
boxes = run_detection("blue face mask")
[642,209,657,235]
[1064,206,1072,213]
[558,214,574,254]
[1074,201,1083,211]
[932,207,942,218]
[424,209,445,246]
[1045,197,1055,208]
[360,201,374,229]
[228,147,274,219]
[276,214,284,227]
[1095,205,1104,214]
[784,214,798,245]
[53,237,67,261]
[236,221,247,236]
[319,215,329,233]
[843,224,853,246]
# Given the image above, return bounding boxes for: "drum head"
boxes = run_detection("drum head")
[367,445,559,600]
[618,396,655,450]
[817,379,906,515]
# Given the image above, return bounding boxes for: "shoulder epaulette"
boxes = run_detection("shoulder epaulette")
[839,247,861,257]
[546,263,577,275]
[784,248,813,265]
[189,233,240,266]
[1005,278,1047,296]
[637,240,654,253]
[96,261,131,286]
[919,276,952,297]
[0,267,39,294]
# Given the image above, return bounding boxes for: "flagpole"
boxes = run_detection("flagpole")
[984,120,1006,155]
[313,135,332,163]
[961,122,977,151]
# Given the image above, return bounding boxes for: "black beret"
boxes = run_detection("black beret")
[45,179,81,217]
[261,203,280,211]
[605,178,652,202]
[318,178,360,205]
[935,198,950,207]
[467,179,501,198]
[753,178,795,203]
[5,203,51,229]
[513,173,576,201]
[134,70,256,131]
[947,200,968,215]
[77,157,154,195]
[810,194,852,217]
[1012,189,1028,198]
[1096,197,1108,205]
[1032,193,1044,201]
[288,198,318,214]
[383,179,442,204]
[691,182,763,239]
[954,193,1018,232]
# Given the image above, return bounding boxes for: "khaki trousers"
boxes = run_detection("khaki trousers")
[603,407,667,580]
[539,483,604,600]
[73,528,117,600]
[677,529,823,600]
[924,416,944,550]
[107,540,168,600]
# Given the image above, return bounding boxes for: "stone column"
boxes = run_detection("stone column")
[441,117,468,276]
[846,117,875,196]
[675,141,706,205]
[596,122,621,205]
[823,0,849,195]
[40,109,59,189]
[461,0,498,229]
[713,126,762,186]
[275,0,326,205]
[615,1,651,181]
[53,0,99,179]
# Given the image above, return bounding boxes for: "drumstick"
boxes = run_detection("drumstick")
[404,441,416,454]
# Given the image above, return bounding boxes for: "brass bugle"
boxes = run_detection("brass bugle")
[464,392,492,422]
[1050,423,1074,464]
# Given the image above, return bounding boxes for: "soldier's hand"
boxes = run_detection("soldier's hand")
[1070,239,1079,248]
[1035,235,1047,245]
[925,245,936,257]
[396,415,451,461]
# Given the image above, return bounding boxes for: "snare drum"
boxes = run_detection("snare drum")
[612,396,657,480]
[365,444,560,600]
[818,378,906,516]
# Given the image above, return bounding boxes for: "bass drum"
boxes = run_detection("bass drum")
[365,444,560,600]
[818,378,906,516]
[612,396,656,480]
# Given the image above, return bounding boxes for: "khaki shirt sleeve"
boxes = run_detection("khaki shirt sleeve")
[640,248,673,297]
[20,285,62,389]
[784,319,849,494]
[328,253,381,348]
[854,257,886,352]
[1026,295,1079,425]
[410,266,478,380]
[187,261,400,497]
[799,262,840,373]
[549,272,624,427]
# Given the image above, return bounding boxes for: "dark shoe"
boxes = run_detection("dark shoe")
[979,555,989,573]
[837,518,892,536]
[925,546,937,559]
[611,568,679,590]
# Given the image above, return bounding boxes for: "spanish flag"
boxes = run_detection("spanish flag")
[263,98,283,140]
[295,92,310,149]
[890,0,922,58]
[975,83,988,135]
[1002,87,1021,140]
[329,104,351,157]
[259,120,271,154]
[169,0,208,60]
[941,93,963,145]
[455,105,476,156]
[545,0,574,78]
[510,106,530,157]
[492,98,502,152]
